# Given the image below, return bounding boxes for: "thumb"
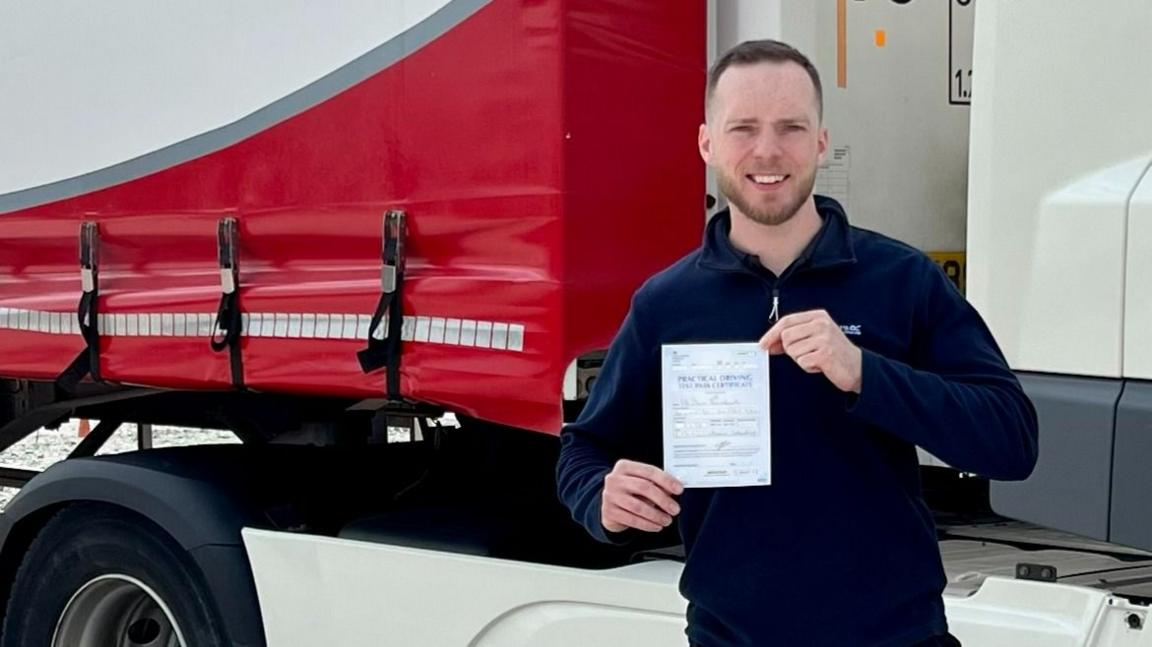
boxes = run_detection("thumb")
[758,325,785,355]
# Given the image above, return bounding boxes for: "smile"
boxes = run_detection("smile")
[746,174,788,188]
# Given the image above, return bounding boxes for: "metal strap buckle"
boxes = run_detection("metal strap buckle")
[381,210,406,294]
[78,222,98,293]
[217,217,238,294]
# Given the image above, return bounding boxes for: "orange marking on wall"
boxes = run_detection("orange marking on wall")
[837,0,847,87]
[875,29,887,48]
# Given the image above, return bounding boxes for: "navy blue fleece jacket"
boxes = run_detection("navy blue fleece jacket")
[556,196,1038,647]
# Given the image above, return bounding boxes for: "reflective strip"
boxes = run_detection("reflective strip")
[444,318,461,345]
[0,307,527,352]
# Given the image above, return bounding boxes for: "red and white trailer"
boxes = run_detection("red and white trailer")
[2,1,1152,645]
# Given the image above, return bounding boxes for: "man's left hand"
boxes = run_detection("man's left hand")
[759,310,863,393]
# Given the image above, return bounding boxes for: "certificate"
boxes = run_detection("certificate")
[661,343,771,488]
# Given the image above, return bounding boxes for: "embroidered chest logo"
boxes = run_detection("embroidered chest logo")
[840,324,863,337]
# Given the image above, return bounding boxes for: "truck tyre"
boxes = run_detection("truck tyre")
[0,503,231,647]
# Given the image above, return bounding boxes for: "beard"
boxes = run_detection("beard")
[716,167,816,227]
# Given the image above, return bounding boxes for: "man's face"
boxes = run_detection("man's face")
[699,61,828,226]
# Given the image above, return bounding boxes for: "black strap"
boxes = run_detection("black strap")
[357,289,396,371]
[210,218,244,388]
[380,276,404,401]
[357,210,406,401]
[56,222,101,393]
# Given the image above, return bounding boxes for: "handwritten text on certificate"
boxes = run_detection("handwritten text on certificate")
[661,343,771,488]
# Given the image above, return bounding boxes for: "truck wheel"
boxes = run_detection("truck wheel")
[1,503,231,647]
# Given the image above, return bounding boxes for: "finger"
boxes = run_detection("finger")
[622,476,682,516]
[794,350,823,373]
[605,508,663,533]
[761,320,801,354]
[758,324,785,354]
[760,310,825,353]
[617,460,684,495]
[774,310,827,329]
[783,336,822,360]
[613,492,673,527]
[780,320,822,349]
[602,515,627,533]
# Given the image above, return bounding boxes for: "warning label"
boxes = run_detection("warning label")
[815,146,851,210]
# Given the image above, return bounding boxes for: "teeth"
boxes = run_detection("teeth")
[750,174,786,185]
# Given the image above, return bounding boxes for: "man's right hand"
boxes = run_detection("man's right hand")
[601,459,684,533]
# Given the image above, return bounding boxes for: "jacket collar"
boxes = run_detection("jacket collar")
[698,195,857,275]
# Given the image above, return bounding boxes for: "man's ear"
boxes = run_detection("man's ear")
[698,123,713,164]
[816,126,829,165]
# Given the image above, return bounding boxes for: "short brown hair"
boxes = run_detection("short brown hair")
[705,40,824,120]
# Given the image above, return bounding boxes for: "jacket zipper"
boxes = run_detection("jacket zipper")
[767,240,820,324]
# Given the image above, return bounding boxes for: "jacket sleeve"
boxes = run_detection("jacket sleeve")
[847,261,1039,480]
[556,294,661,544]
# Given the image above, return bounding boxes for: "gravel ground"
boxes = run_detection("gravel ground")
[0,420,237,511]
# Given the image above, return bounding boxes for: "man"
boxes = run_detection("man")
[556,40,1038,647]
